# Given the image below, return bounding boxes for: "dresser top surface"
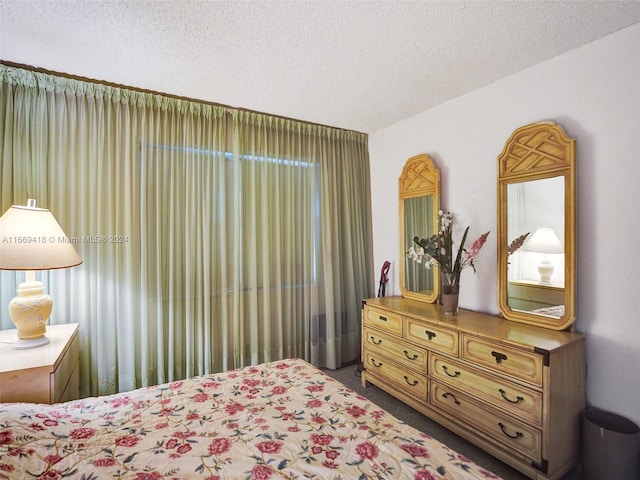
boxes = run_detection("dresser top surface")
[0,323,79,373]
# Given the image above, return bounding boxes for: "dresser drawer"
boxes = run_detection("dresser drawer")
[364,327,427,372]
[363,351,427,400]
[461,335,543,387]
[405,318,458,356]
[430,354,542,425]
[51,330,80,403]
[363,306,403,336]
[431,381,542,462]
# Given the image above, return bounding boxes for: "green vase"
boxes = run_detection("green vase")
[441,272,459,315]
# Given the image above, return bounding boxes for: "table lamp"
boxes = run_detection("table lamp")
[0,199,81,349]
[523,226,563,285]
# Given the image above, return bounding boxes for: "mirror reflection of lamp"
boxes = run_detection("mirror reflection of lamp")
[523,226,563,285]
[0,199,82,349]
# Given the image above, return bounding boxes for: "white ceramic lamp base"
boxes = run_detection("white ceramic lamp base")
[8,279,53,350]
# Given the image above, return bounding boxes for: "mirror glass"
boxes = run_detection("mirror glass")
[497,122,576,330]
[506,177,564,318]
[399,154,440,303]
[404,196,435,293]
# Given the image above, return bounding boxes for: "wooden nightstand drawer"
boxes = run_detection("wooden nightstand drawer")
[364,327,427,372]
[431,381,542,463]
[405,318,458,356]
[363,306,403,336]
[363,350,427,399]
[461,334,543,387]
[52,331,80,403]
[430,354,542,425]
[0,323,80,404]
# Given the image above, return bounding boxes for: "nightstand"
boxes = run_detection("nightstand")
[0,323,80,403]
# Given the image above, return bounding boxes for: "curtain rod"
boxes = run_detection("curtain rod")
[0,59,366,136]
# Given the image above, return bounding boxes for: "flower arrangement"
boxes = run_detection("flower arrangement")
[407,210,490,295]
[508,232,530,256]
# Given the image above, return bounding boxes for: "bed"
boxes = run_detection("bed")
[0,358,501,479]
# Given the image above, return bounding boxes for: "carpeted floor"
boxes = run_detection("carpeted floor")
[323,363,582,480]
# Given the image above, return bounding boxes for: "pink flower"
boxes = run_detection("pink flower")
[0,431,13,445]
[94,457,117,467]
[355,441,379,460]
[45,455,63,465]
[177,443,192,454]
[312,415,326,424]
[70,427,95,440]
[193,392,209,402]
[0,463,15,473]
[255,440,283,454]
[306,399,323,408]
[401,443,430,458]
[208,437,232,456]
[306,384,324,393]
[115,435,141,447]
[311,433,334,446]
[134,472,162,480]
[271,386,286,395]
[414,470,438,480]
[166,438,179,449]
[110,396,131,408]
[462,231,490,267]
[251,464,273,480]
[346,405,367,418]
[225,403,245,416]
[325,450,340,460]
[39,470,62,480]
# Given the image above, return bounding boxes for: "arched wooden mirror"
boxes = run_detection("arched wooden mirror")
[497,122,576,330]
[400,154,440,303]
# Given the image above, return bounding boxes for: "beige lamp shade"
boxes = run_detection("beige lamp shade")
[0,204,82,270]
[522,226,563,255]
[0,201,81,349]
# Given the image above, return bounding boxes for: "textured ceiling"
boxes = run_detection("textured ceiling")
[2,0,640,133]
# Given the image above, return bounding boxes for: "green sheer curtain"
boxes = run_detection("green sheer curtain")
[0,64,374,396]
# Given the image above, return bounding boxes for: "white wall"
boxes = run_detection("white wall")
[369,23,640,425]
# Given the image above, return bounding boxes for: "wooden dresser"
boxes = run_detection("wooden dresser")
[361,296,586,480]
[0,323,80,404]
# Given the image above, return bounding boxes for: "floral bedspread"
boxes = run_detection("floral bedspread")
[0,358,501,479]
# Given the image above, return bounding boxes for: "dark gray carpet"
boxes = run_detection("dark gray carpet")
[323,364,581,480]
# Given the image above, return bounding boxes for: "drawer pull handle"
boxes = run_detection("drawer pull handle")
[370,358,383,367]
[404,350,418,360]
[424,330,436,340]
[491,351,508,364]
[442,365,461,378]
[442,392,460,405]
[499,422,523,440]
[499,388,524,404]
[370,336,382,345]
[378,315,388,322]
[403,375,418,386]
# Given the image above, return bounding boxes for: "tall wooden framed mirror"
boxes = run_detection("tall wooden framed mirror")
[497,122,576,330]
[400,154,440,303]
